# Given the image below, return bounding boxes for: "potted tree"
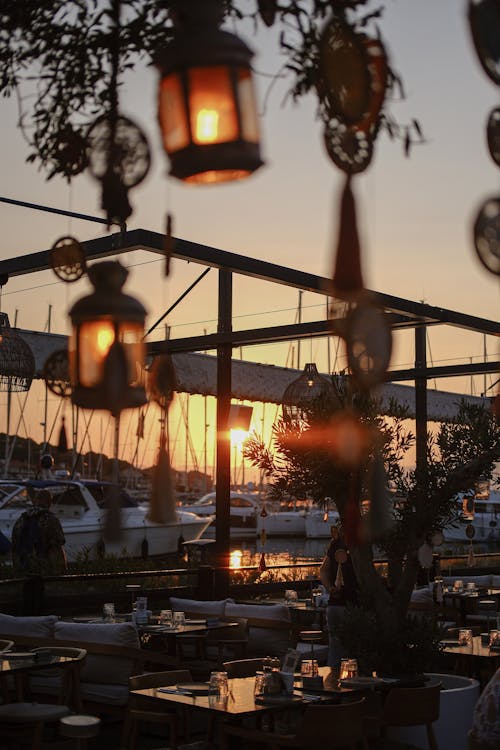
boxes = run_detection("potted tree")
[244,376,500,677]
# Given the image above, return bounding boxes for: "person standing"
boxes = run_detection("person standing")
[11,489,67,614]
[319,523,359,670]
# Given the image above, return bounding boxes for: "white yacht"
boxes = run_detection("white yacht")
[185,491,307,539]
[443,491,500,543]
[0,479,211,561]
[305,507,340,538]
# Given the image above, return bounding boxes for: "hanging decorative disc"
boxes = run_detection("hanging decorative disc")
[417,542,434,569]
[345,302,393,388]
[43,349,71,398]
[86,115,151,188]
[431,531,444,547]
[148,353,177,410]
[49,236,87,282]
[52,124,88,179]
[468,0,500,85]
[323,120,374,174]
[318,17,371,124]
[465,523,476,539]
[473,195,500,275]
[486,107,500,167]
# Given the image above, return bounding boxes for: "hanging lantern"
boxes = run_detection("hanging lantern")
[156,0,264,184]
[0,313,35,392]
[68,261,147,415]
[282,363,339,420]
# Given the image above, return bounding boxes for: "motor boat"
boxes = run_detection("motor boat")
[0,478,212,561]
[442,491,500,543]
[185,491,307,539]
[304,507,340,538]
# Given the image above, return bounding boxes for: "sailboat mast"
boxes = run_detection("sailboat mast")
[42,304,52,450]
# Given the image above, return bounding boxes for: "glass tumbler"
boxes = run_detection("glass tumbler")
[458,629,473,647]
[254,671,265,698]
[103,602,115,622]
[488,629,500,648]
[159,609,173,626]
[173,611,185,629]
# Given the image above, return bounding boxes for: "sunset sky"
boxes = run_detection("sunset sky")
[0,1,498,481]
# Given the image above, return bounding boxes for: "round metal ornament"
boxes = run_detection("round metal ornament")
[318,17,371,124]
[357,38,389,135]
[465,523,476,539]
[334,548,348,564]
[50,235,87,283]
[43,349,71,398]
[468,0,500,85]
[323,120,374,174]
[86,115,151,188]
[53,125,88,179]
[486,107,500,167]
[473,195,500,275]
[345,302,393,388]
[148,354,177,410]
[417,543,434,569]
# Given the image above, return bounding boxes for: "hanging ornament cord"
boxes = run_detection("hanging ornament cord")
[331,176,365,299]
[104,413,123,543]
[165,212,174,277]
[148,406,176,525]
[467,540,475,568]
[334,558,344,589]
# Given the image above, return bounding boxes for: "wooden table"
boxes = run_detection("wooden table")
[0,652,83,703]
[441,635,500,686]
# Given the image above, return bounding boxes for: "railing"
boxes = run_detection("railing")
[0,551,499,617]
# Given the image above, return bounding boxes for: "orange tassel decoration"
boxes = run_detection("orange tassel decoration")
[331,176,365,299]
[148,431,177,524]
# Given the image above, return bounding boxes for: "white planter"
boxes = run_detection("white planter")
[387,673,480,750]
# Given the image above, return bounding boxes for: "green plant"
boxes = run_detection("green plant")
[244,378,500,674]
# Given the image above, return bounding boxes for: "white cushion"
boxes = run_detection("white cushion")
[169,597,231,617]
[410,587,433,603]
[80,681,130,706]
[54,621,139,685]
[225,603,291,624]
[0,613,58,638]
[492,575,500,588]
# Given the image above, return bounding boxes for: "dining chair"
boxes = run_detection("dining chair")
[222,657,265,678]
[0,639,14,653]
[0,700,72,749]
[219,697,369,750]
[377,682,441,750]
[124,668,193,750]
[29,646,87,711]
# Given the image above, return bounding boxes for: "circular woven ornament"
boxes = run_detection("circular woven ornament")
[53,125,88,179]
[50,235,86,282]
[86,115,151,188]
[486,107,500,167]
[148,354,177,410]
[318,17,371,124]
[468,0,500,85]
[43,349,71,398]
[323,120,373,174]
[345,303,393,387]
[417,543,433,569]
[334,549,348,564]
[473,196,500,275]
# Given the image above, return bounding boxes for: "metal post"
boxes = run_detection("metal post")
[415,325,427,476]
[215,270,232,599]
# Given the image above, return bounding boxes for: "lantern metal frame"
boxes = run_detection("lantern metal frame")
[0,312,35,392]
[156,0,264,183]
[68,260,147,414]
[281,362,339,421]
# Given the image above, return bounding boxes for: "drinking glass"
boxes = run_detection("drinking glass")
[103,602,115,622]
[173,611,185,629]
[209,671,229,697]
[254,671,265,697]
[285,589,298,605]
[263,656,281,672]
[458,629,473,647]
[488,630,500,649]
[300,659,318,677]
[466,582,476,592]
[453,580,464,593]
[339,658,358,679]
[339,659,350,681]
[159,609,173,626]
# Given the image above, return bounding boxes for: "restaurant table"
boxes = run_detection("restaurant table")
[0,651,84,703]
[442,588,500,625]
[138,619,240,660]
[440,635,500,686]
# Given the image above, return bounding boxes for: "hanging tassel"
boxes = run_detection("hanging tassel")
[260,502,268,518]
[148,431,177,524]
[136,410,145,440]
[164,212,174,277]
[331,176,365,299]
[58,416,68,453]
[323,509,329,522]
[260,528,267,547]
[259,552,267,572]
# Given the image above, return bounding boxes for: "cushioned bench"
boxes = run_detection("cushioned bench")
[0,613,177,715]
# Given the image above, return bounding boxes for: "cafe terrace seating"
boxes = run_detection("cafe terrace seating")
[0,613,178,718]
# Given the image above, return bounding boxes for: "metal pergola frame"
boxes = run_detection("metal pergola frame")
[1,228,498,596]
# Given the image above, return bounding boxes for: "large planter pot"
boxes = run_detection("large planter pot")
[387,673,480,750]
